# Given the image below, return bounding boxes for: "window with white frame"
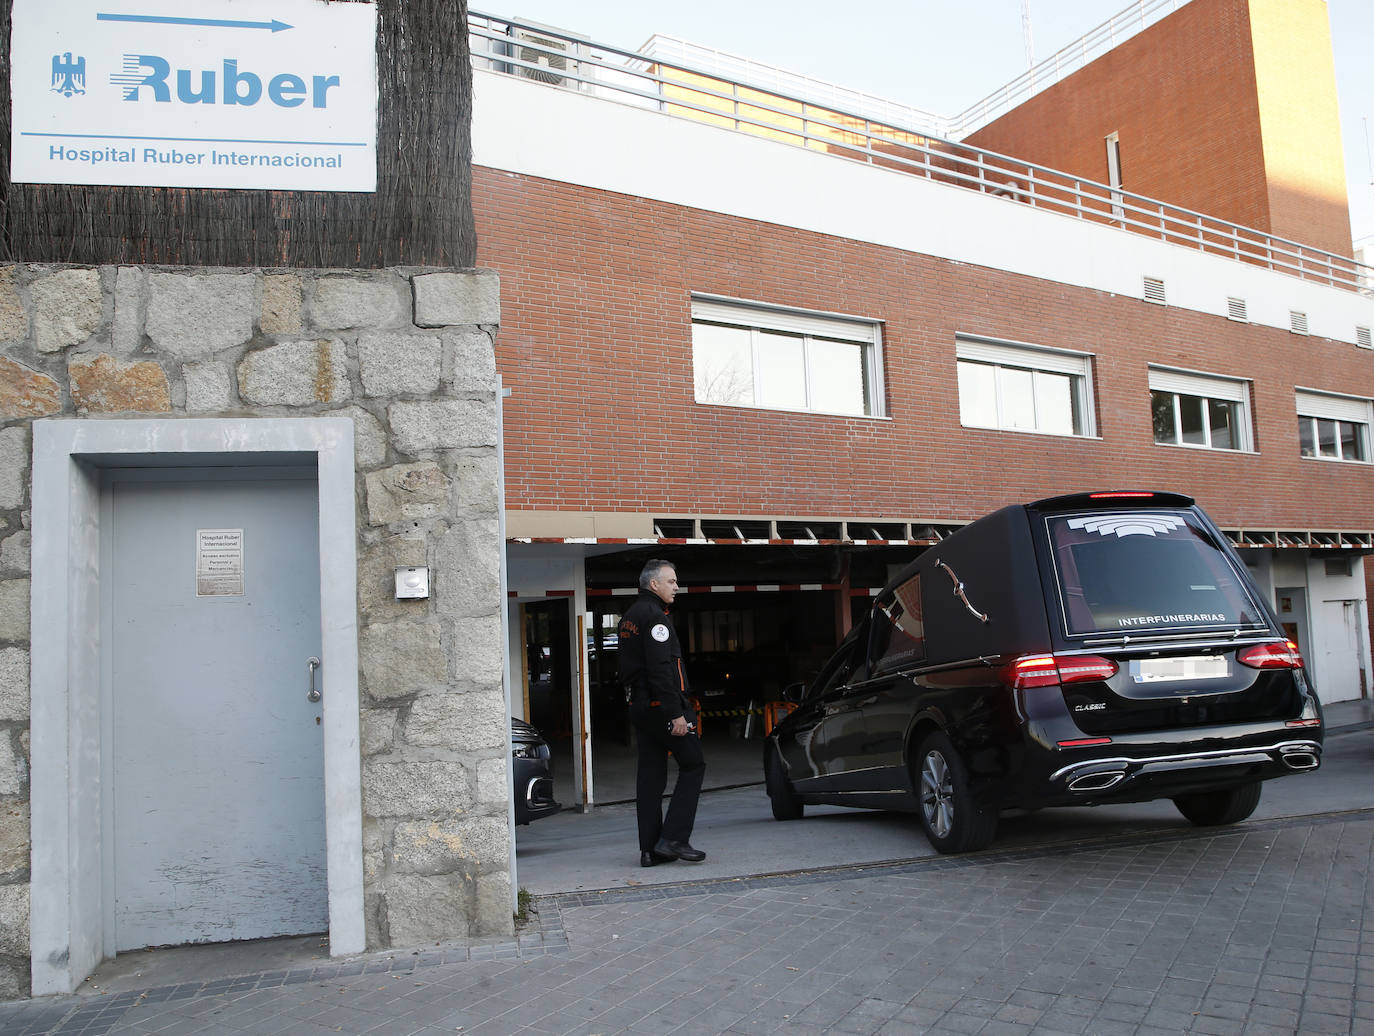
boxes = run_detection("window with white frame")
[691,297,883,417]
[956,337,1095,437]
[1296,389,1371,462]
[1149,368,1253,451]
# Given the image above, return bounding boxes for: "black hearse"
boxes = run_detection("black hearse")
[764,491,1323,853]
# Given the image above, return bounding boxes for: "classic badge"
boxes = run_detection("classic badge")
[651,623,670,642]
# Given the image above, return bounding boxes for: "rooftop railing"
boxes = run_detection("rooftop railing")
[636,0,1193,139]
[470,11,1374,294]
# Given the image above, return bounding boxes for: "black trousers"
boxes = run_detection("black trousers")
[631,711,706,852]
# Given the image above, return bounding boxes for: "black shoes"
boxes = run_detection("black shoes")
[653,839,706,863]
[640,849,675,867]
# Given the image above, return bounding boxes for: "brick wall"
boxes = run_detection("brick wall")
[963,0,1352,260]
[475,166,1374,532]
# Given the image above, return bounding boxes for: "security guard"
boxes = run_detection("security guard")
[618,558,707,867]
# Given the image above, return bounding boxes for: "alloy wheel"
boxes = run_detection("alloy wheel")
[920,749,954,839]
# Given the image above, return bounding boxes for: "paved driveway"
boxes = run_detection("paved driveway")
[3,709,1370,1035]
[5,807,1370,1035]
[514,705,1374,895]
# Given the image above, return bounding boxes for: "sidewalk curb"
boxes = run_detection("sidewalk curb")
[1329,719,1374,735]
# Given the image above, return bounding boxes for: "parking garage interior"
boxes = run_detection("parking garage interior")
[511,541,932,810]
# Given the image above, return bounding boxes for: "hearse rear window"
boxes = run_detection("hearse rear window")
[1045,510,1265,637]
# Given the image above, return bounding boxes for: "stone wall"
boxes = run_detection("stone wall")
[0,263,510,998]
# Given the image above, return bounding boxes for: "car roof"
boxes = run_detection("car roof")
[874,492,1199,601]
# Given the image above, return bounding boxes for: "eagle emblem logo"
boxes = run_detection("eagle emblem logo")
[51,52,87,97]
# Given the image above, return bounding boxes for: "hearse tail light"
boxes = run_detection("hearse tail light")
[1237,640,1305,670]
[1005,654,1118,689]
[1057,656,1120,683]
[1007,655,1059,688]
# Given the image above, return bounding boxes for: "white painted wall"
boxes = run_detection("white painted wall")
[1241,549,1366,704]
[473,69,1374,348]
[1305,555,1368,702]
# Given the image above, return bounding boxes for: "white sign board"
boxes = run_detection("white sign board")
[10,0,377,191]
[196,528,245,596]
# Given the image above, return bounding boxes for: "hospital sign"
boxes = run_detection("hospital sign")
[10,0,378,192]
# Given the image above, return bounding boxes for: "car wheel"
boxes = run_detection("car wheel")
[765,741,804,821]
[1172,781,1262,826]
[915,731,997,854]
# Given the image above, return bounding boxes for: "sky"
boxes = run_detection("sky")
[485,0,1374,246]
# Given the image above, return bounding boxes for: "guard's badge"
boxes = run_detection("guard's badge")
[651,623,670,642]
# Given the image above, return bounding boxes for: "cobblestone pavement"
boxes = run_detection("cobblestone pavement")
[3,808,1371,1036]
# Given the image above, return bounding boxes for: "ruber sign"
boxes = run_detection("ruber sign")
[10,0,378,191]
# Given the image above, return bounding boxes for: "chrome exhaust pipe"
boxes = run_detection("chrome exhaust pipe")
[1068,771,1126,792]
[1280,752,1319,771]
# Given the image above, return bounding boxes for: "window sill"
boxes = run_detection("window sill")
[1151,441,1258,455]
[960,423,1100,441]
[695,400,891,421]
[1299,453,1371,465]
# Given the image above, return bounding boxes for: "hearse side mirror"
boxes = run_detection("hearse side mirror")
[781,681,806,704]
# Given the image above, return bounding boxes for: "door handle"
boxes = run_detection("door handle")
[307,656,322,702]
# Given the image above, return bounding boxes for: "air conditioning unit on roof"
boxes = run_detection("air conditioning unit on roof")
[506,20,588,90]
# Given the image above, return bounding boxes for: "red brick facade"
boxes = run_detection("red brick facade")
[965,0,1352,260]
[475,167,1374,532]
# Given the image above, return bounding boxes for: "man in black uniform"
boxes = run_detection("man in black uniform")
[618,558,707,868]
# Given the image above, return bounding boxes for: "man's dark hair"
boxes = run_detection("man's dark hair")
[638,558,675,592]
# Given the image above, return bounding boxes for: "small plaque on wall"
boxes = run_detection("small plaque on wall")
[197,529,244,596]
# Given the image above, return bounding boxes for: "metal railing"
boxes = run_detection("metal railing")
[636,35,953,139]
[470,12,1373,294]
[640,513,1374,549]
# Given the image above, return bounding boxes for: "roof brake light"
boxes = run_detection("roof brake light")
[1088,491,1155,499]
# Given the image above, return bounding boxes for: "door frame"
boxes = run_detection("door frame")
[505,550,592,808]
[29,418,364,995]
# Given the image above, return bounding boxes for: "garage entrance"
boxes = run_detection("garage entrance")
[586,589,840,741]
[508,541,925,812]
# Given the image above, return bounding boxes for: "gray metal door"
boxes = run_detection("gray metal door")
[107,470,326,949]
[1317,598,1364,702]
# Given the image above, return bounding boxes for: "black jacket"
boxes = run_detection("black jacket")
[617,590,692,721]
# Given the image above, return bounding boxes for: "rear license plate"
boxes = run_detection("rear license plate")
[1130,655,1228,683]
